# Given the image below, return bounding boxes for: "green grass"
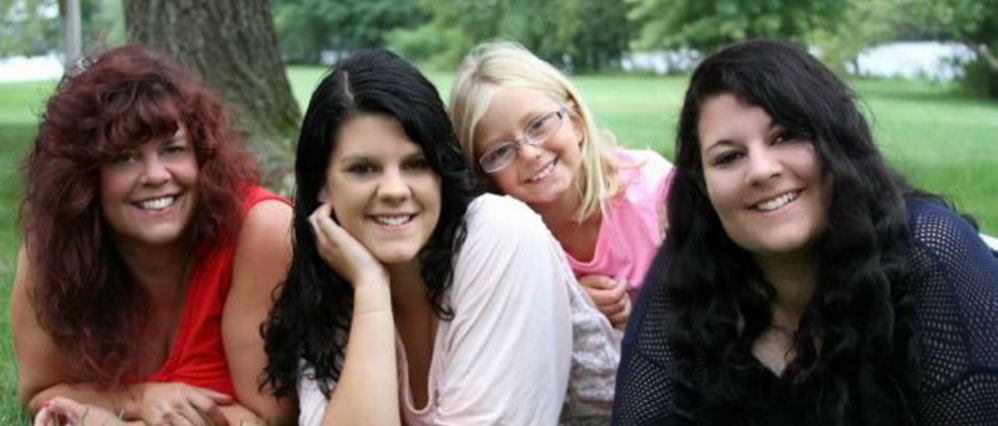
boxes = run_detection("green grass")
[2,69,997,421]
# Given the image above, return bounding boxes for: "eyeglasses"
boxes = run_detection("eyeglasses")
[478,108,567,173]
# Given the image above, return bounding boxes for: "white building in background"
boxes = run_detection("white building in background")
[0,54,63,83]
[0,41,981,84]
[850,41,977,81]
[621,41,977,82]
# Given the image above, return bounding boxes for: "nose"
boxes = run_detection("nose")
[517,141,544,162]
[376,167,411,203]
[139,155,170,186]
[745,147,782,186]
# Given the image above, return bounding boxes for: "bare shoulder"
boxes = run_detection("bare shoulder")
[239,200,294,244]
[11,245,37,319]
[231,199,293,291]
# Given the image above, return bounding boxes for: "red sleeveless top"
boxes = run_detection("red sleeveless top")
[146,185,287,397]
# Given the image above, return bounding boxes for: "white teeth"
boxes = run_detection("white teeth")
[756,192,798,211]
[528,161,555,183]
[140,196,175,210]
[373,215,413,225]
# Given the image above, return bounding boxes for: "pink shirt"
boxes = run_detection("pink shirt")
[565,149,674,298]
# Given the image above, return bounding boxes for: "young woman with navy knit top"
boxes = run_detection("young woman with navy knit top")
[612,39,998,425]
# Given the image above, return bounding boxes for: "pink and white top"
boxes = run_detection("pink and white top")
[565,149,674,298]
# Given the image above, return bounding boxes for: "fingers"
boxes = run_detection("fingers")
[579,275,632,327]
[584,278,628,307]
[309,203,335,253]
[33,407,58,426]
[193,387,233,404]
[578,274,615,290]
[140,383,233,426]
[609,295,632,329]
[35,397,85,426]
[190,388,231,426]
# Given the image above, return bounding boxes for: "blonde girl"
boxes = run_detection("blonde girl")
[450,41,674,329]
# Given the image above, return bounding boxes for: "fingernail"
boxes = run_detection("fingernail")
[42,399,50,408]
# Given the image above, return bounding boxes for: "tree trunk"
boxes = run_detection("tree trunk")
[123,0,300,191]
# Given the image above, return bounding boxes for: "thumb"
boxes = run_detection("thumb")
[195,387,234,404]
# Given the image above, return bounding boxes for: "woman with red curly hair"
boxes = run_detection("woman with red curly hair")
[11,45,295,426]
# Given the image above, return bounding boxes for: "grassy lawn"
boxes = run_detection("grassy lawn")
[1,69,997,420]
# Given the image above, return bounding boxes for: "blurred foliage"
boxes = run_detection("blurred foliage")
[1,0,59,56]
[387,0,633,72]
[627,0,843,53]
[0,0,122,57]
[272,0,426,63]
[4,0,997,96]
[886,0,998,96]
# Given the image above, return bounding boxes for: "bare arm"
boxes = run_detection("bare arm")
[14,243,269,426]
[224,200,297,425]
[303,202,400,426]
[12,247,140,415]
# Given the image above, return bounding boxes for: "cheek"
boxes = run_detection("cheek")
[98,169,130,204]
[489,169,519,193]
[703,172,737,213]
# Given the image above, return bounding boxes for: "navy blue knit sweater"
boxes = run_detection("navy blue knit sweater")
[612,197,998,425]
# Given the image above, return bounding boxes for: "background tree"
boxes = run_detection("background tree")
[273,0,426,64]
[389,0,632,72]
[0,0,60,56]
[627,0,843,53]
[124,0,300,188]
[1,0,123,58]
[887,0,998,96]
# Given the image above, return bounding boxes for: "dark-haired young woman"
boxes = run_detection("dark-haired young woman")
[612,39,998,425]
[260,49,600,425]
[12,45,295,425]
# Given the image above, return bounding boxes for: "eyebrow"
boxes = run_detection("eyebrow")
[703,119,781,154]
[159,131,187,146]
[335,147,425,164]
[703,139,735,154]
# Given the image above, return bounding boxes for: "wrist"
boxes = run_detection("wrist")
[352,278,393,315]
[123,383,146,418]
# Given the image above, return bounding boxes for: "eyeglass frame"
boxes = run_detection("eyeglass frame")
[477,107,569,174]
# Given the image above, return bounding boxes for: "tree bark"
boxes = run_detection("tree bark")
[123,0,300,190]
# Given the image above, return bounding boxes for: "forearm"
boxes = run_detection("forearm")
[27,382,143,418]
[321,281,400,426]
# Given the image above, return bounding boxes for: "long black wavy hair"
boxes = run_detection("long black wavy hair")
[262,49,478,399]
[661,39,919,424]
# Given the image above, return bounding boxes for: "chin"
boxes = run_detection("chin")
[372,246,422,265]
[749,236,818,257]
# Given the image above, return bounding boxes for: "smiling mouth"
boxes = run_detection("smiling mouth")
[527,158,557,183]
[754,191,800,212]
[136,196,176,211]
[371,214,415,227]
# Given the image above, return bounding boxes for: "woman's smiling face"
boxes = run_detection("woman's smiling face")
[323,113,442,266]
[99,126,199,250]
[698,93,830,258]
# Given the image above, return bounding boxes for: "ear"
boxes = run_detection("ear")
[318,187,330,203]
